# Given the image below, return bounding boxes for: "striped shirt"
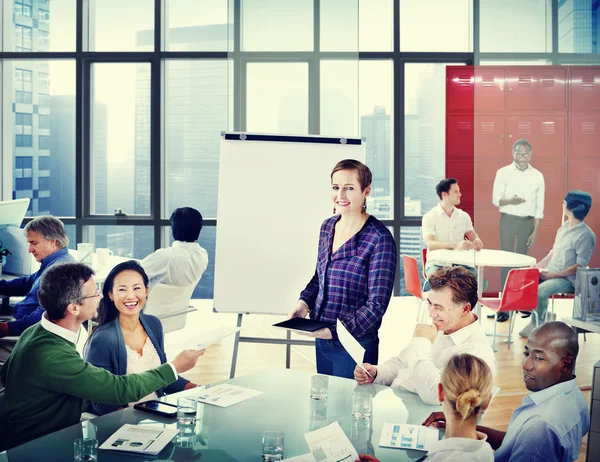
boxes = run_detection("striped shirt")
[494,378,589,462]
[300,215,397,340]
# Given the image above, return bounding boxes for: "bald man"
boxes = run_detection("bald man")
[423,322,589,462]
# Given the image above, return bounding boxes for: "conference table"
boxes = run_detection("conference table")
[0,369,441,462]
[427,248,537,318]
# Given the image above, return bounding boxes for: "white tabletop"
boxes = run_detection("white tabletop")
[428,248,537,269]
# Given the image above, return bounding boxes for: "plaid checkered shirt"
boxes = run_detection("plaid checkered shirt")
[300,215,397,340]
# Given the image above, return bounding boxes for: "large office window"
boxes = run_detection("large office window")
[7,60,76,217]
[91,63,151,216]
[400,0,473,52]
[90,0,154,51]
[164,60,229,220]
[246,63,309,135]
[2,1,598,298]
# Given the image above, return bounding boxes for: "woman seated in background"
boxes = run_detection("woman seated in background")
[358,353,493,462]
[84,260,200,415]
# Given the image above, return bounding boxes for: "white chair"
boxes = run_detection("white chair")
[144,283,197,334]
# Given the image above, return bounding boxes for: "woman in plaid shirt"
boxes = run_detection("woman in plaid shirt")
[289,159,397,378]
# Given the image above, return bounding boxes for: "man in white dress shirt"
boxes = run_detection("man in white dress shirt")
[354,267,497,405]
[492,139,544,294]
[141,207,209,288]
[422,178,484,279]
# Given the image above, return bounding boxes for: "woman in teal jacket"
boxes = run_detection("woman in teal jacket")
[84,260,198,415]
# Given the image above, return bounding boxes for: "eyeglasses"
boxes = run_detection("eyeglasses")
[514,152,531,158]
[80,291,103,302]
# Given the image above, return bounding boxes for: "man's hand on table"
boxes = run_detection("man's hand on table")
[354,363,377,384]
[422,411,446,429]
[356,455,380,462]
[455,239,474,251]
[474,237,484,251]
[413,323,438,343]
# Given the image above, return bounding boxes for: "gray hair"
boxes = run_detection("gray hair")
[512,139,532,154]
[24,216,69,248]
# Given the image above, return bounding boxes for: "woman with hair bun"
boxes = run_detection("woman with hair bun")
[423,353,494,461]
[357,353,493,462]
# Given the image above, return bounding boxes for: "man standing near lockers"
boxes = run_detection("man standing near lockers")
[491,139,545,322]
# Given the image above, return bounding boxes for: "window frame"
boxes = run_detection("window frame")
[0,0,595,297]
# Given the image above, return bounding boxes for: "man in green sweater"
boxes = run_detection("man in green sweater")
[0,262,204,451]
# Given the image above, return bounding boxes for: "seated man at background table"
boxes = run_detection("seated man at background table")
[141,207,208,289]
[423,321,589,462]
[0,216,75,362]
[519,190,596,338]
[0,262,204,451]
[422,178,483,279]
[354,267,496,405]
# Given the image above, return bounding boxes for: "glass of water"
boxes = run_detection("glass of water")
[177,397,197,431]
[310,374,329,401]
[262,430,284,461]
[74,437,98,461]
[352,392,372,420]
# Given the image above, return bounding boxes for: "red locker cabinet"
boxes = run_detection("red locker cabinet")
[570,114,600,158]
[474,67,506,111]
[474,115,507,160]
[447,114,474,158]
[506,67,567,112]
[447,67,474,112]
[474,158,506,211]
[569,67,600,111]
[506,115,566,159]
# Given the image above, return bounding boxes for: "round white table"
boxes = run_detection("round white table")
[427,248,537,318]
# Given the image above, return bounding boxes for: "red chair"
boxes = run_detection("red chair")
[404,255,428,322]
[421,248,428,280]
[479,267,540,351]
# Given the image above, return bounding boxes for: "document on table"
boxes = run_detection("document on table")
[336,320,372,378]
[304,421,359,462]
[195,326,242,350]
[194,383,262,407]
[379,423,439,451]
[283,454,316,462]
[99,424,179,455]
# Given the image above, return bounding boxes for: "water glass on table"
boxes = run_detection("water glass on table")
[177,397,197,432]
[310,374,329,401]
[73,437,98,461]
[262,430,284,461]
[352,392,372,420]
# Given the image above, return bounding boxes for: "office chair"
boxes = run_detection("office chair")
[479,267,540,351]
[144,283,197,334]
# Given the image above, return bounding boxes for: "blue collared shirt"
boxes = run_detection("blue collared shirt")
[494,378,589,462]
[0,247,75,335]
[547,220,596,286]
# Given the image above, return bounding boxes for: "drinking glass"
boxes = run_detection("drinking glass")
[177,397,197,431]
[310,374,329,401]
[262,430,284,461]
[352,392,372,420]
[73,437,98,461]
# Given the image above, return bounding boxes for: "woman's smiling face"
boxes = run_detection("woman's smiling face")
[109,269,149,318]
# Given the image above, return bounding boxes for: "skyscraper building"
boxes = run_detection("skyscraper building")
[134,25,229,296]
[361,106,391,198]
[11,0,52,216]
